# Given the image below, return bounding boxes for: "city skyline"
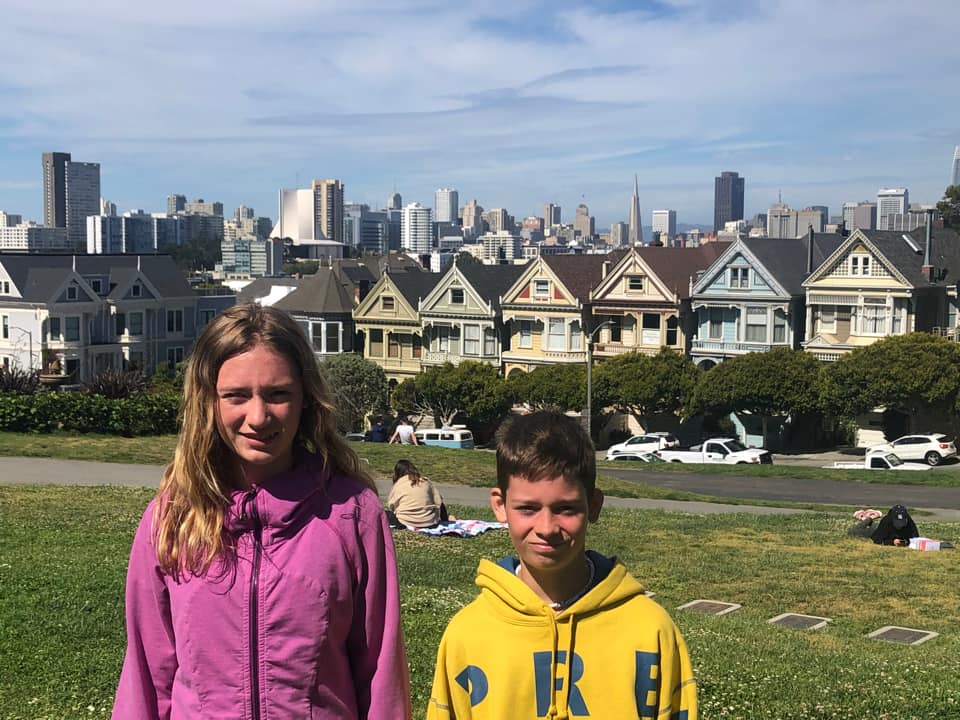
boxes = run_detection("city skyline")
[1,0,959,229]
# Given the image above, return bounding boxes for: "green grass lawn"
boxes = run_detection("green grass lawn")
[1,485,958,719]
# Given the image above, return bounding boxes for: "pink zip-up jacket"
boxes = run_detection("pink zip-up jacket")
[112,454,412,720]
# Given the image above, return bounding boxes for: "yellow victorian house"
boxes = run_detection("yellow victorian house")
[500,253,624,376]
[352,270,441,383]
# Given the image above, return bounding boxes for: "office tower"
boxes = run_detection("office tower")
[877,188,908,228]
[628,175,643,244]
[42,152,71,228]
[714,171,745,232]
[767,200,797,239]
[797,208,823,234]
[312,179,344,243]
[574,203,595,239]
[484,208,510,234]
[610,222,629,246]
[543,203,561,227]
[461,198,483,237]
[480,230,522,263]
[167,194,186,215]
[65,161,100,249]
[386,192,402,211]
[652,209,676,241]
[185,198,224,216]
[101,199,117,217]
[0,211,22,227]
[401,202,432,255]
[235,205,255,220]
[435,188,458,223]
[810,206,828,229]
[951,146,960,187]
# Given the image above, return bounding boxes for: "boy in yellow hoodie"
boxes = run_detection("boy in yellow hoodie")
[427,409,697,720]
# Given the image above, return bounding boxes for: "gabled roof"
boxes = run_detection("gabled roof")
[389,271,443,308]
[635,243,731,300]
[456,262,528,312]
[741,234,844,295]
[237,269,355,315]
[542,251,628,301]
[0,253,193,303]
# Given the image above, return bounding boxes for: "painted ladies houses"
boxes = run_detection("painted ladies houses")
[802,224,960,361]
[0,253,225,381]
[419,259,527,369]
[352,270,440,383]
[690,233,843,368]
[500,253,625,376]
[590,243,730,361]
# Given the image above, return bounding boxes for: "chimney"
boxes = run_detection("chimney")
[921,210,934,281]
[601,260,610,278]
[805,224,814,275]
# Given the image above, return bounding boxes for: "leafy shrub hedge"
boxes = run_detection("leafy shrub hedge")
[0,391,180,436]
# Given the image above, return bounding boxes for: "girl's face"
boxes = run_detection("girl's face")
[215,344,304,487]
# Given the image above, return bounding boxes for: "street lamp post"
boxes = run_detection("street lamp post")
[585,320,613,441]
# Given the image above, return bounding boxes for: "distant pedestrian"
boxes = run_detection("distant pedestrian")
[112,303,411,720]
[370,418,389,443]
[389,418,419,445]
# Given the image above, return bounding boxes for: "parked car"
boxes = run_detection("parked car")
[868,434,957,466]
[607,451,665,463]
[344,432,368,442]
[654,438,772,464]
[605,433,679,460]
[828,451,931,471]
[414,426,475,449]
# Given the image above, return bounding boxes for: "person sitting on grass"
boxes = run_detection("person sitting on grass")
[386,459,449,529]
[426,409,697,720]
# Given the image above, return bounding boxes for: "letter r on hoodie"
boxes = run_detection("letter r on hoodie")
[533,651,589,717]
[455,665,489,706]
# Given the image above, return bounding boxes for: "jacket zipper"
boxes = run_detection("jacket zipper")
[242,489,263,720]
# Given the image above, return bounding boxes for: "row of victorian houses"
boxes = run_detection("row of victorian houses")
[3,223,960,386]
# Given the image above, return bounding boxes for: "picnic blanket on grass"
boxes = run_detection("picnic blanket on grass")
[413,519,507,537]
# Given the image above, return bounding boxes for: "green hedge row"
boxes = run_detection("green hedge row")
[0,391,181,436]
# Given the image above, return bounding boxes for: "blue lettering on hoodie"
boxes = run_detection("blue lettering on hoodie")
[455,665,489,706]
[533,651,589,717]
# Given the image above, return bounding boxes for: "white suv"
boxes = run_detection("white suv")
[606,433,679,461]
[869,434,957,466]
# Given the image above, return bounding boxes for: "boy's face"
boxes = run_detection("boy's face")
[491,473,603,578]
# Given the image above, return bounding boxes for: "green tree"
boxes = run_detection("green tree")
[391,361,512,437]
[593,349,699,426]
[820,332,960,420]
[508,364,585,411]
[688,348,822,447]
[321,353,390,433]
[936,185,960,231]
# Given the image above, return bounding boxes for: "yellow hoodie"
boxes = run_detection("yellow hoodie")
[427,552,697,720]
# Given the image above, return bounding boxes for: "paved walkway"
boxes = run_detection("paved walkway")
[5,455,960,521]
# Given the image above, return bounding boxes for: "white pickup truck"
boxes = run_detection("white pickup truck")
[827,452,931,471]
[653,438,772,465]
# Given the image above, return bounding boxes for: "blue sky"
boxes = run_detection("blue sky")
[1,0,958,230]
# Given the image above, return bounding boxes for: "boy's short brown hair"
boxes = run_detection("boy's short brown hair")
[495,409,596,495]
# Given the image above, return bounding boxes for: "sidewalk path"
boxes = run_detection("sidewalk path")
[3,456,959,521]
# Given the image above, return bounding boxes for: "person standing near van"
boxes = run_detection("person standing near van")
[389,418,419,445]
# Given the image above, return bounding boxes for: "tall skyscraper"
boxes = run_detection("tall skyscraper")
[461,199,483,237]
[574,203,595,240]
[65,161,101,249]
[312,179,344,243]
[167,194,186,215]
[951,146,960,187]
[628,175,643,245]
[543,203,561,227]
[810,206,829,229]
[435,188,458,224]
[401,203,432,256]
[386,192,402,210]
[42,152,71,228]
[877,188,908,228]
[610,222,629,246]
[714,171,745,232]
[652,209,676,241]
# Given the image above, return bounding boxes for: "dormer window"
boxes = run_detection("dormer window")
[132,283,142,298]
[450,288,465,304]
[67,286,78,300]
[626,276,644,292]
[381,296,395,311]
[850,254,870,276]
[91,279,102,294]
[533,279,550,298]
[729,267,749,289]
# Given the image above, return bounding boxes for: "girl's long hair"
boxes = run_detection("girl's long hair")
[392,459,423,486]
[153,303,373,576]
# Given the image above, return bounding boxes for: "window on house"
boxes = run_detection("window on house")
[67,285,78,300]
[167,309,183,333]
[325,323,341,353]
[1,280,10,294]
[547,318,566,351]
[862,300,886,334]
[666,316,679,345]
[437,326,450,352]
[412,335,421,358]
[483,327,497,355]
[115,313,126,336]
[132,283,142,298]
[1,315,7,339]
[818,306,836,333]
[199,309,216,327]
[533,279,550,298]
[91,279,102,294]
[609,317,623,343]
[450,288,465,304]
[167,347,184,368]
[65,316,80,342]
[388,335,400,358]
[464,325,480,355]
[310,321,325,352]
[745,307,767,342]
[129,312,144,336]
[519,320,533,348]
[641,313,661,345]
[50,317,61,341]
[127,351,144,371]
[369,328,383,356]
[729,267,749,289]
[850,254,871,276]
[708,308,723,339]
[381,296,395,311]
[773,309,788,343]
[626,276,644,292]
[570,321,582,351]
[892,298,906,334]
